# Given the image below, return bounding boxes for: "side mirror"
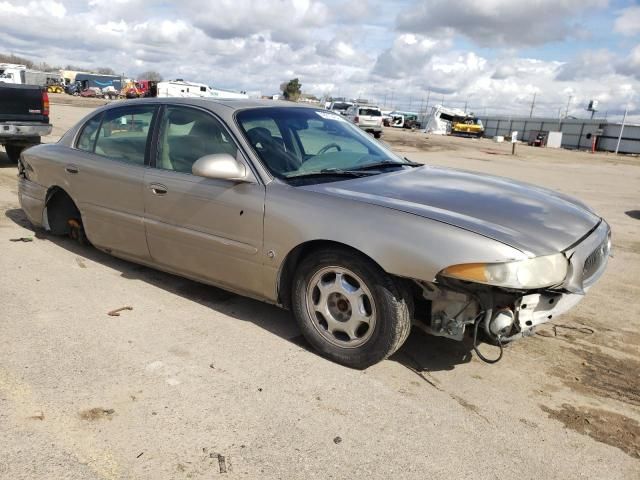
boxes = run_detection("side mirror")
[192,153,249,182]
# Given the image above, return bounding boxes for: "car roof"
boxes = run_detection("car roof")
[99,97,321,114]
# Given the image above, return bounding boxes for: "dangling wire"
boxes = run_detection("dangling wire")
[473,312,503,364]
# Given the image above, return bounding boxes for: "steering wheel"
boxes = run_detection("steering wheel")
[317,143,342,155]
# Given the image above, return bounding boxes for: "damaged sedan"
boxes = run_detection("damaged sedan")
[17,99,610,368]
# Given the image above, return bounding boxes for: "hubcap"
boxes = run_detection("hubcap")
[305,266,376,348]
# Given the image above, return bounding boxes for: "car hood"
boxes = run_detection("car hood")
[301,165,600,256]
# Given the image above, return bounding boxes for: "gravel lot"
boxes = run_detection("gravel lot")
[0,99,639,479]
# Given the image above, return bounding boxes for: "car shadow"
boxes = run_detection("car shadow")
[5,207,474,372]
[389,328,474,375]
[0,150,16,168]
[625,210,640,220]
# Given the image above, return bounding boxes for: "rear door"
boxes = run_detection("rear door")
[70,104,157,261]
[143,105,266,297]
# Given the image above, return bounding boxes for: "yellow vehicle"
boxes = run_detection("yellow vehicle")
[46,82,64,94]
[451,115,484,137]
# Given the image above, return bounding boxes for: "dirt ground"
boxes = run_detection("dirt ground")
[0,98,639,479]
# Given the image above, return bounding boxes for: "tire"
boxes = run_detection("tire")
[4,144,24,164]
[374,131,382,139]
[292,248,412,369]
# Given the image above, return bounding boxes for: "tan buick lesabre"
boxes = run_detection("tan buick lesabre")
[17,99,610,368]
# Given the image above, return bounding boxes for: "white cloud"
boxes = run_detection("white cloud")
[0,0,638,120]
[614,5,640,36]
[397,0,609,47]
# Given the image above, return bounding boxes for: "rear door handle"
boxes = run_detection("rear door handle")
[65,165,79,174]
[149,183,168,195]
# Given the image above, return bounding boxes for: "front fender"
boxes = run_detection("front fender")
[263,182,526,301]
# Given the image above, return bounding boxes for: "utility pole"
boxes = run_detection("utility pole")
[564,95,572,118]
[615,106,628,155]
[529,92,536,118]
[390,89,394,109]
[408,96,412,111]
[383,93,387,107]
[425,89,431,113]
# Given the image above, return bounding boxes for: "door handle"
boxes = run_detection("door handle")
[149,183,168,195]
[65,165,79,174]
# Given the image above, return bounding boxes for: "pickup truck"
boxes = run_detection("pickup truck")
[0,83,52,163]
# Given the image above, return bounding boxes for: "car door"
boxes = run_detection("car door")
[71,104,157,261]
[143,105,266,297]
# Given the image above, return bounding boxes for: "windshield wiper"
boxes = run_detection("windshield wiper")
[349,160,422,171]
[286,169,373,180]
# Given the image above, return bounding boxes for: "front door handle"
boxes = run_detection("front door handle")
[149,183,168,195]
[65,165,79,174]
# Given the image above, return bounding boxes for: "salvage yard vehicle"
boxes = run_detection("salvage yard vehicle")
[17,99,611,368]
[0,83,51,163]
[424,104,484,137]
[345,104,383,138]
[451,115,484,138]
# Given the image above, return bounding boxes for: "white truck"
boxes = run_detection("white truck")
[0,63,64,92]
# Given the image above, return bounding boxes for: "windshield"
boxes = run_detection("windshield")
[236,107,406,183]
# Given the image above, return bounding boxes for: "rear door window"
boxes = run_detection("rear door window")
[359,108,381,117]
[93,106,156,165]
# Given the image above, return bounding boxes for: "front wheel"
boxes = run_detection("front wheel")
[292,249,412,369]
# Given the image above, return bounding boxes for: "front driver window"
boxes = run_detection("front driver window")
[156,106,238,174]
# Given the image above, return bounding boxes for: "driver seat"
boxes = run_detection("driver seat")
[246,127,298,174]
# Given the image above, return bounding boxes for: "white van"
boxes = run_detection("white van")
[345,105,383,138]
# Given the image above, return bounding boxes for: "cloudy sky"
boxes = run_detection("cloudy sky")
[1,0,639,120]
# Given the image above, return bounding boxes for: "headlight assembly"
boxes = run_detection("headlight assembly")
[439,253,568,289]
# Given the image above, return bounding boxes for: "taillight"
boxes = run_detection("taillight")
[42,90,50,117]
[354,116,359,123]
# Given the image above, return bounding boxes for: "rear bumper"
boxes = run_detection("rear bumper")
[358,125,382,133]
[0,122,52,142]
[17,177,46,228]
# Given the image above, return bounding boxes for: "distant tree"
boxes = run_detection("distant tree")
[0,53,34,68]
[138,70,163,81]
[64,64,86,72]
[281,78,302,102]
[96,67,116,75]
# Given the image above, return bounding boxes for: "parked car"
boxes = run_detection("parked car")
[17,99,611,369]
[345,105,383,138]
[0,83,51,163]
[327,101,353,116]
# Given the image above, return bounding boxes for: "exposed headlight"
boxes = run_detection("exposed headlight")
[439,253,568,289]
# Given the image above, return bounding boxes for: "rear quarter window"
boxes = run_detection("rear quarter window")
[76,113,103,152]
